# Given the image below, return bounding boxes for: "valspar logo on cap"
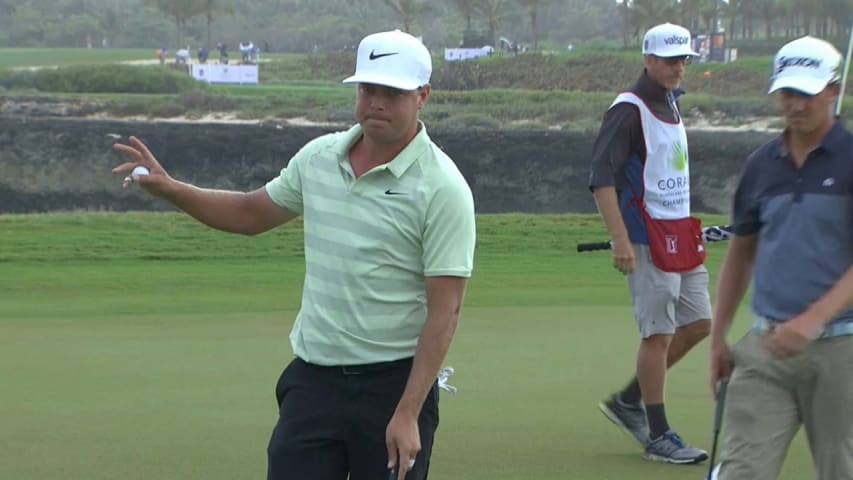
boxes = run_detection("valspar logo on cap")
[769,36,841,96]
[663,35,689,46]
[642,23,699,58]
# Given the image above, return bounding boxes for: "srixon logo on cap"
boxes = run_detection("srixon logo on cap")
[664,35,689,45]
[777,56,821,74]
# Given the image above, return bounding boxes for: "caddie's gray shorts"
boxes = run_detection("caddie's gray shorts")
[716,330,853,480]
[626,244,711,338]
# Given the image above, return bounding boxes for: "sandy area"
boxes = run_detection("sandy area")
[83,111,345,127]
[81,111,780,132]
[685,116,783,132]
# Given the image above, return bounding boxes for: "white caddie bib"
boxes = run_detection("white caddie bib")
[609,92,690,220]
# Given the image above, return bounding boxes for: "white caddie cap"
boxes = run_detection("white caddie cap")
[342,29,432,91]
[768,36,842,95]
[642,23,699,58]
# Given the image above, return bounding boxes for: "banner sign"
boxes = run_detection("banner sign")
[444,47,494,62]
[190,64,259,84]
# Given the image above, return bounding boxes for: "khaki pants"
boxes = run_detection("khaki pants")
[717,331,853,480]
[627,244,711,338]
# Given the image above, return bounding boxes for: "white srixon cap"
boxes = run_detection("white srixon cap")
[342,29,431,91]
[642,23,699,58]
[768,35,842,95]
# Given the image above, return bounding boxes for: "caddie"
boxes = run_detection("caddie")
[588,22,710,464]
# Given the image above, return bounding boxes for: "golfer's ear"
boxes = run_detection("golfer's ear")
[829,82,842,98]
[417,85,431,108]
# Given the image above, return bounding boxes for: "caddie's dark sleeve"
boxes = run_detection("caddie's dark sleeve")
[589,103,642,192]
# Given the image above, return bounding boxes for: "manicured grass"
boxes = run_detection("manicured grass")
[0,213,813,479]
[0,48,155,68]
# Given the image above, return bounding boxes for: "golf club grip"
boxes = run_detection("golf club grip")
[713,379,729,431]
[577,241,612,252]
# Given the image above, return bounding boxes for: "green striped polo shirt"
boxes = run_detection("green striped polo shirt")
[265,123,476,365]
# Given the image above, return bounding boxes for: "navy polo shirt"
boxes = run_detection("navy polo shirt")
[732,122,853,324]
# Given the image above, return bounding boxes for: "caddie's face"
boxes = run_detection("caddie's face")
[355,83,430,144]
[777,84,838,137]
[644,55,690,91]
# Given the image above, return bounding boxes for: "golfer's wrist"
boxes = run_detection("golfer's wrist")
[709,328,729,346]
[610,234,630,247]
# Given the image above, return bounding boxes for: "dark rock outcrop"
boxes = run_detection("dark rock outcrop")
[0,117,777,214]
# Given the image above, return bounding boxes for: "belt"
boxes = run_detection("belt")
[752,316,853,339]
[299,357,413,376]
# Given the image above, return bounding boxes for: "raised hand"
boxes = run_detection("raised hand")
[112,136,174,196]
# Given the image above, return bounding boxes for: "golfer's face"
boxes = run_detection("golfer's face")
[645,55,690,91]
[777,85,837,136]
[355,84,427,143]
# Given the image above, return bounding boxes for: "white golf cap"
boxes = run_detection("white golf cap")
[342,29,431,91]
[768,36,842,95]
[642,23,699,58]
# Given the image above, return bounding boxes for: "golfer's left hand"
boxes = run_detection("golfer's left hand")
[386,410,420,480]
[763,318,815,358]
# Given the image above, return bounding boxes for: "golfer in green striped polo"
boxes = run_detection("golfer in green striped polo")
[112,29,476,480]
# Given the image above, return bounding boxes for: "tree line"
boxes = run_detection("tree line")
[0,0,851,53]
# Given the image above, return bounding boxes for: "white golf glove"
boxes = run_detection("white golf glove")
[437,366,457,394]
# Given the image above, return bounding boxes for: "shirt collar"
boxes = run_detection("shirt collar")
[635,70,685,103]
[337,121,430,178]
[775,121,847,159]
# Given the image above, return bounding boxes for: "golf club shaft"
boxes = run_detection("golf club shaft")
[576,224,734,252]
[707,378,730,480]
[836,20,853,118]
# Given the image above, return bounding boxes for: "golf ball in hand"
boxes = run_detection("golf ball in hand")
[131,166,150,180]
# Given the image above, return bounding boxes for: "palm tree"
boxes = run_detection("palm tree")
[201,0,233,50]
[515,0,551,50]
[677,0,703,31]
[618,0,632,47]
[822,0,853,38]
[143,0,205,47]
[381,0,431,33]
[452,0,476,31]
[476,0,511,47]
[699,0,719,33]
[631,0,678,33]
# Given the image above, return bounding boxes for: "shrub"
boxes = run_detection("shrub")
[432,113,500,131]
[0,64,204,94]
[178,89,239,111]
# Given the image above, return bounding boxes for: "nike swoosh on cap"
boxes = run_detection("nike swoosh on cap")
[384,189,405,195]
[369,50,399,60]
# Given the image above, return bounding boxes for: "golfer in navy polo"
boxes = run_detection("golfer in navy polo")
[711,35,853,480]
